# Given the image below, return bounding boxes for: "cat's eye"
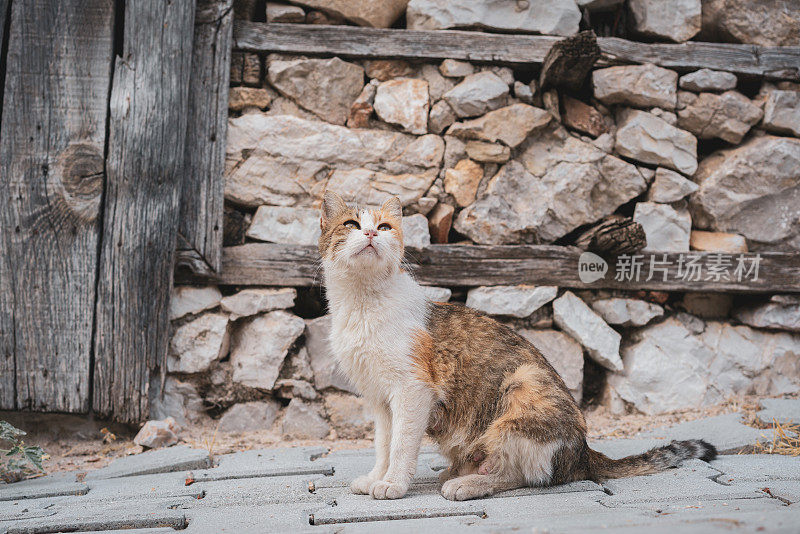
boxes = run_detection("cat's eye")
[377,223,392,231]
[343,220,360,229]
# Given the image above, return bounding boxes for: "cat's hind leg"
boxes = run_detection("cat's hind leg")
[441,473,524,501]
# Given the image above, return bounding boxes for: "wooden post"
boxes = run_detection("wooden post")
[178,0,233,273]
[93,0,196,423]
[0,1,114,411]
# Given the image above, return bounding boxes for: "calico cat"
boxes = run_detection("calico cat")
[318,191,716,501]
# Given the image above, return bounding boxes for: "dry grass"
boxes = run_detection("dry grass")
[753,419,800,456]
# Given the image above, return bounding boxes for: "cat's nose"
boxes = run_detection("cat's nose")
[364,229,378,239]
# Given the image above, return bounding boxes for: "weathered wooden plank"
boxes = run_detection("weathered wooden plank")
[178,0,233,272]
[0,1,113,411]
[176,244,800,294]
[93,0,196,423]
[0,0,11,409]
[234,21,559,63]
[233,22,800,80]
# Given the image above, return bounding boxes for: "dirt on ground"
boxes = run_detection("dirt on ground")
[0,394,787,478]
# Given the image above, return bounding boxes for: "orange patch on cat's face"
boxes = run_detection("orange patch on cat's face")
[318,203,404,264]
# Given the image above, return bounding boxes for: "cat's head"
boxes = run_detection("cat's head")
[318,191,405,277]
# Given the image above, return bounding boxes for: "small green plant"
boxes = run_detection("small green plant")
[1,421,47,483]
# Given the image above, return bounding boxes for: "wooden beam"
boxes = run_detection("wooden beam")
[233,22,800,80]
[176,244,800,294]
[0,0,114,412]
[179,0,233,273]
[93,0,196,423]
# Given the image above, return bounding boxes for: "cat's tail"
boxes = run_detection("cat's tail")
[587,439,717,480]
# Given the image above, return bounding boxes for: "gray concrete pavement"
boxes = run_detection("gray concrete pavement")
[2,410,799,533]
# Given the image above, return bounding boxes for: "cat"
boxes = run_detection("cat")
[318,190,716,501]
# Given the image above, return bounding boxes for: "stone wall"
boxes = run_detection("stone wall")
[156,0,800,437]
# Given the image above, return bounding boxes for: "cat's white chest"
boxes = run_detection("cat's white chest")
[329,308,417,401]
[325,272,428,402]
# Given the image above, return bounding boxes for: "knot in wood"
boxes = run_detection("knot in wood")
[53,142,104,224]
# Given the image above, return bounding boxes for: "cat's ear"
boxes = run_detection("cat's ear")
[321,190,347,226]
[381,196,402,220]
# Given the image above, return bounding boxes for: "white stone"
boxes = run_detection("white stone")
[689,230,748,253]
[170,286,222,321]
[428,100,456,135]
[168,313,230,374]
[439,59,474,78]
[513,81,534,104]
[700,0,800,47]
[735,296,800,333]
[593,64,678,110]
[325,393,373,439]
[324,168,437,208]
[607,315,800,414]
[267,55,364,125]
[591,298,664,327]
[465,141,511,163]
[225,114,443,207]
[281,399,330,439]
[305,315,358,394]
[576,0,623,10]
[218,400,281,433]
[373,78,430,134]
[402,213,431,248]
[230,311,305,390]
[443,72,509,118]
[419,64,457,102]
[634,201,691,252]
[455,127,646,244]
[289,347,314,381]
[676,90,763,144]
[421,286,452,302]
[407,0,581,36]
[266,3,305,22]
[679,69,737,92]
[287,0,408,28]
[615,109,698,176]
[274,378,318,400]
[134,419,178,449]
[149,376,206,427]
[763,90,800,137]
[447,104,552,148]
[646,167,699,203]
[220,288,297,321]
[552,291,623,372]
[519,329,584,402]
[246,206,321,246]
[629,0,701,42]
[688,135,800,248]
[466,285,557,318]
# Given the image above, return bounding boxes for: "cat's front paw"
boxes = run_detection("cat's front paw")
[350,475,378,495]
[369,480,408,500]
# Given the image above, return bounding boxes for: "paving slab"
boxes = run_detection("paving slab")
[1,503,187,534]
[326,515,484,533]
[310,449,443,490]
[641,413,769,453]
[0,473,87,501]
[757,398,800,426]
[183,503,327,533]
[86,445,211,480]
[711,454,800,483]
[600,460,766,506]
[310,490,486,525]
[189,475,323,507]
